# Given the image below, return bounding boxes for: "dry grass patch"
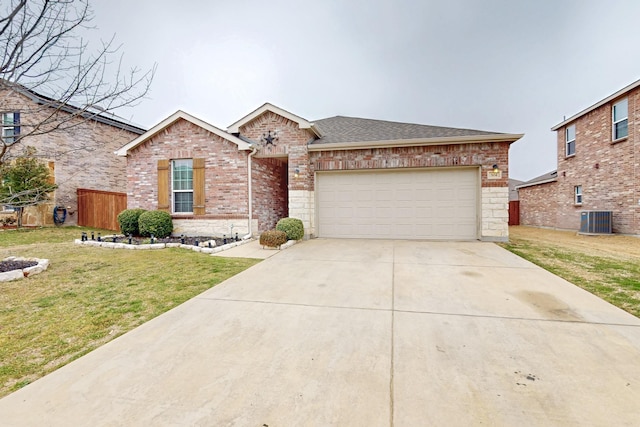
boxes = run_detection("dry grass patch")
[500,226,640,318]
[0,227,260,397]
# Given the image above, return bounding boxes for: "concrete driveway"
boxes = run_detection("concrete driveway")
[1,239,640,426]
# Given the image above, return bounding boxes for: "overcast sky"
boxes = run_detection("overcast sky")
[89,0,640,181]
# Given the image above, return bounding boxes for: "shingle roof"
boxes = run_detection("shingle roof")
[516,170,558,189]
[311,116,503,145]
[1,79,146,134]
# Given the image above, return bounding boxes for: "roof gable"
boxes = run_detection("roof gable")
[227,103,322,137]
[551,77,640,130]
[115,110,252,156]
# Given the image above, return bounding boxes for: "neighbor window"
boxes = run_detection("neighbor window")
[1,112,20,144]
[612,98,628,140]
[574,185,583,205]
[565,124,576,156]
[172,159,193,213]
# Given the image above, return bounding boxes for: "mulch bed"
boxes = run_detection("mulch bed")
[0,260,38,273]
[83,235,237,247]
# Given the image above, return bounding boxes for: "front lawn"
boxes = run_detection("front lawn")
[0,227,260,397]
[500,226,640,318]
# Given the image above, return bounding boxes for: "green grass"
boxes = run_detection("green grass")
[0,227,260,397]
[500,236,640,318]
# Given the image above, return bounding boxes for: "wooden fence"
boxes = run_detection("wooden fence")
[77,188,127,231]
[508,200,520,226]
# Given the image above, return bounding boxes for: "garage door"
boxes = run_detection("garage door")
[316,168,478,240]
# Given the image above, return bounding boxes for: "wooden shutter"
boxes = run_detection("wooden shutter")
[193,158,205,215]
[157,159,170,212]
[47,161,55,184]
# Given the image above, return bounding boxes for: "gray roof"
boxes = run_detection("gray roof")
[508,178,524,201]
[2,79,146,135]
[311,116,504,145]
[516,170,558,189]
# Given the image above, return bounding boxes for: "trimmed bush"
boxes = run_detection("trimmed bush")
[117,208,147,236]
[138,210,173,238]
[276,217,304,240]
[259,230,288,248]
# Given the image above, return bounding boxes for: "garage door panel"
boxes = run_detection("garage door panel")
[317,168,478,240]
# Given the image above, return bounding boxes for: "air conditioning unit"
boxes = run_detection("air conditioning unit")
[579,211,612,234]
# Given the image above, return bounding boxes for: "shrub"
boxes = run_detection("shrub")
[276,217,304,240]
[138,210,173,238]
[259,230,288,248]
[117,208,147,236]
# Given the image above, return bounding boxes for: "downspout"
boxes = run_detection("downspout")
[243,145,258,239]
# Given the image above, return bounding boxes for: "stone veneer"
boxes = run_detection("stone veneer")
[481,187,509,241]
[288,190,315,238]
[172,218,258,238]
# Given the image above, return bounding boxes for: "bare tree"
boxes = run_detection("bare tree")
[0,0,155,165]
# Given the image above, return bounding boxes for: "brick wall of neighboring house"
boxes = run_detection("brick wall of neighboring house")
[518,182,559,227]
[1,88,138,226]
[549,86,640,234]
[126,119,250,235]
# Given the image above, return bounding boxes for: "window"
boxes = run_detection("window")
[574,185,583,205]
[612,98,628,140]
[172,159,193,213]
[565,124,576,156]
[1,112,20,144]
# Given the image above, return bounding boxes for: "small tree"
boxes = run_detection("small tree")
[0,147,57,227]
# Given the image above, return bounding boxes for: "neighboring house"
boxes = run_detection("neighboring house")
[116,104,522,241]
[508,179,523,202]
[519,78,640,234]
[0,82,145,226]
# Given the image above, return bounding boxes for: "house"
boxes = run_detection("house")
[518,78,640,234]
[1,82,146,227]
[116,104,522,241]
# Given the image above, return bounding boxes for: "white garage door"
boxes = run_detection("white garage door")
[316,168,478,240]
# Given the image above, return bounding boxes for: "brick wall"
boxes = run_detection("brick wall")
[1,89,139,226]
[252,158,288,231]
[239,111,315,231]
[239,111,315,191]
[518,181,559,227]
[309,142,510,188]
[126,118,250,220]
[522,85,640,234]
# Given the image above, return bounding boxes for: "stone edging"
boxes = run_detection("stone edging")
[73,238,298,254]
[0,257,50,282]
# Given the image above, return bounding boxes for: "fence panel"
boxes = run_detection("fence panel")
[508,200,520,226]
[77,188,127,231]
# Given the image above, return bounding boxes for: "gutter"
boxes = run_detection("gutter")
[515,178,558,189]
[306,133,524,152]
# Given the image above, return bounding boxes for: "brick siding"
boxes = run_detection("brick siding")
[520,85,640,234]
[126,118,249,220]
[1,89,138,226]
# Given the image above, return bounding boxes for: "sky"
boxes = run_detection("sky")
[87,0,640,181]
